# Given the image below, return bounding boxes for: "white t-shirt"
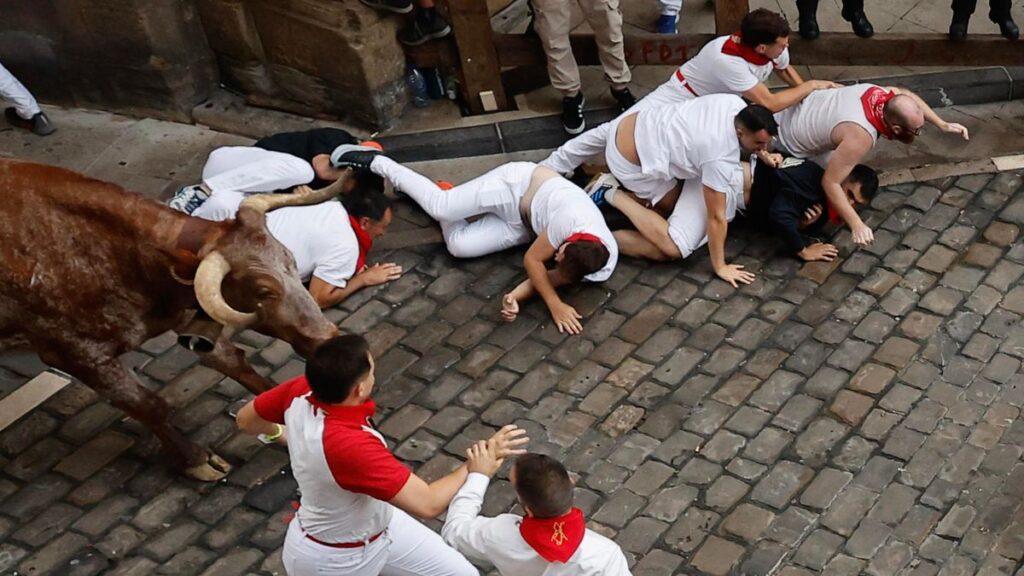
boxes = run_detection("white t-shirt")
[193,190,359,288]
[635,94,747,197]
[775,83,880,160]
[442,474,631,576]
[679,35,790,96]
[530,177,619,283]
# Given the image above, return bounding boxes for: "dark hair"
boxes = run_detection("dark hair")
[342,185,392,221]
[735,104,778,136]
[559,240,609,282]
[513,454,574,518]
[353,170,385,197]
[305,335,371,404]
[848,164,879,201]
[740,8,791,48]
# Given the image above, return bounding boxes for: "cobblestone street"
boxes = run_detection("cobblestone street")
[1,112,1024,575]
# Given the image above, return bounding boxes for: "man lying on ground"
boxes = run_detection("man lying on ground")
[332,145,618,335]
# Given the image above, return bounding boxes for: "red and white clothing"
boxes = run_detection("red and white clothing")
[253,377,476,576]
[370,158,618,282]
[442,473,631,576]
[774,83,884,165]
[193,147,361,289]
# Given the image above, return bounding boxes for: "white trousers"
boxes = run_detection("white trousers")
[202,146,314,195]
[0,62,41,120]
[283,507,477,576]
[372,157,535,258]
[666,177,745,258]
[659,0,683,16]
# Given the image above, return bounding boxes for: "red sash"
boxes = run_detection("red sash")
[348,215,373,271]
[566,232,603,246]
[721,34,771,66]
[519,508,586,563]
[860,86,897,140]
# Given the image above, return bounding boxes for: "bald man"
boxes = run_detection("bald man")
[774,83,969,245]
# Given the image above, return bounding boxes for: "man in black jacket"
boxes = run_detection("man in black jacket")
[746,158,878,261]
[255,127,383,192]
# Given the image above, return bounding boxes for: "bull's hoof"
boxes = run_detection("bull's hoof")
[184,452,232,481]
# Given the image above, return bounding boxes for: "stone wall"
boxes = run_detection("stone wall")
[0,0,409,129]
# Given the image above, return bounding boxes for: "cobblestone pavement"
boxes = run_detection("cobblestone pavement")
[2,155,1024,573]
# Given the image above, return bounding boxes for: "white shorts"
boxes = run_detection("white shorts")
[283,506,477,576]
[604,118,677,206]
[667,178,746,259]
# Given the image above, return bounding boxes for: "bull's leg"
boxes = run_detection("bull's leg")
[197,331,274,395]
[61,355,231,481]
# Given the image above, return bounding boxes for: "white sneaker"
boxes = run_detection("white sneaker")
[583,172,622,206]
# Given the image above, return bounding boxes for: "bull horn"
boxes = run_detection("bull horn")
[238,169,351,216]
[193,251,257,327]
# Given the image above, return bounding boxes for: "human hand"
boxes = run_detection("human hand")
[942,122,969,141]
[799,203,824,229]
[851,223,874,245]
[549,301,583,335]
[756,150,784,168]
[293,185,315,196]
[487,424,530,460]
[799,242,839,262]
[812,80,843,90]
[357,262,402,286]
[715,263,756,287]
[466,440,503,477]
[500,294,519,322]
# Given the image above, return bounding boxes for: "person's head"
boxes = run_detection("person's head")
[305,334,375,404]
[554,239,609,283]
[740,8,791,59]
[841,164,879,207]
[342,187,393,240]
[734,104,778,155]
[510,454,575,518]
[883,94,925,144]
[312,154,387,195]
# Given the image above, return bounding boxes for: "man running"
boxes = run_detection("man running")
[332,146,618,335]
[774,83,969,245]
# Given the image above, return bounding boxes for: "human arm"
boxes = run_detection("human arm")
[500,270,572,322]
[540,122,613,175]
[773,64,804,88]
[823,125,874,244]
[524,233,583,334]
[887,87,969,140]
[308,263,402,308]
[235,377,308,444]
[742,79,842,113]
[704,184,755,287]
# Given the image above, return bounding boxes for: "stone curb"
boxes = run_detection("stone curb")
[376,66,1024,163]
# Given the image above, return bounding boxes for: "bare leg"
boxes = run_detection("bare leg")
[609,191,681,259]
[197,331,274,395]
[613,230,673,261]
[50,350,230,480]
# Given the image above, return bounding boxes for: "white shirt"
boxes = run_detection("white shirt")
[678,35,790,96]
[442,474,632,576]
[635,94,747,196]
[530,177,619,283]
[775,83,880,160]
[193,190,359,288]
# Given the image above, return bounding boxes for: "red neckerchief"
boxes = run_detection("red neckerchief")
[860,86,897,140]
[348,215,373,271]
[567,232,603,247]
[827,204,842,225]
[323,397,377,423]
[721,34,771,66]
[519,508,586,563]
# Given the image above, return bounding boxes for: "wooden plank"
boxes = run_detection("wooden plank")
[0,371,71,432]
[445,0,510,113]
[714,0,749,35]
[494,32,1024,68]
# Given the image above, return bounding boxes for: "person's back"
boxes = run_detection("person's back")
[775,83,880,159]
[443,452,631,576]
[635,94,746,182]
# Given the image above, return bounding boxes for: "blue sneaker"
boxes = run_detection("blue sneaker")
[583,173,620,206]
[657,14,678,34]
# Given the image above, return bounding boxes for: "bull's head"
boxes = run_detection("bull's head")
[190,175,350,357]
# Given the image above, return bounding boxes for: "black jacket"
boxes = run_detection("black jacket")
[747,159,829,255]
[255,128,357,190]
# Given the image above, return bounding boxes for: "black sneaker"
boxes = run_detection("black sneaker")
[561,93,585,135]
[359,0,413,14]
[611,87,636,114]
[5,108,55,136]
[399,13,452,46]
[330,144,382,170]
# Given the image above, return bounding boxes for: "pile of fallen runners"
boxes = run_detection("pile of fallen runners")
[2,8,973,576]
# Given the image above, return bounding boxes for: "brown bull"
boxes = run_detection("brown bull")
[0,159,343,480]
